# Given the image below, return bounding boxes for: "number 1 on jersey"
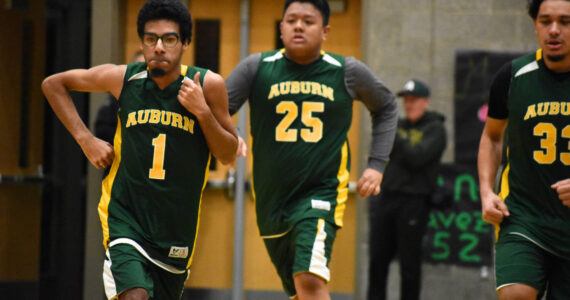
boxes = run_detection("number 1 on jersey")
[149,133,166,180]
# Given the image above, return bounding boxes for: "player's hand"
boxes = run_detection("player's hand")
[552,179,570,207]
[480,191,509,225]
[178,72,209,116]
[79,135,115,169]
[357,168,383,198]
[236,135,247,158]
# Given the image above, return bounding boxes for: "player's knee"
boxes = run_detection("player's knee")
[119,287,149,300]
[294,272,327,294]
[497,284,538,300]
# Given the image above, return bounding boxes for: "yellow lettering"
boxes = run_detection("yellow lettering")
[549,102,560,115]
[126,112,137,127]
[537,102,549,116]
[279,82,290,95]
[149,109,161,123]
[562,102,570,116]
[311,82,322,96]
[137,109,150,124]
[171,112,183,129]
[301,81,311,94]
[183,116,195,134]
[524,105,537,120]
[291,81,300,94]
[161,111,171,126]
[268,84,280,99]
[322,85,334,101]
[126,109,196,134]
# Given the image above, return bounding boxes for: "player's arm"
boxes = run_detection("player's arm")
[178,71,238,165]
[226,53,260,115]
[478,117,510,225]
[477,62,512,225]
[41,64,126,169]
[345,57,398,198]
[226,53,261,157]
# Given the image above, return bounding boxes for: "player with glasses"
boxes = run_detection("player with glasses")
[41,0,237,299]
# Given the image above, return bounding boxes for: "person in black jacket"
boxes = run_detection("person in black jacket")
[367,79,447,300]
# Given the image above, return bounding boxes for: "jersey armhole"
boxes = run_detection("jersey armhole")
[487,62,512,119]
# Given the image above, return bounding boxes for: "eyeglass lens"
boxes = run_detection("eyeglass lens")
[143,33,179,48]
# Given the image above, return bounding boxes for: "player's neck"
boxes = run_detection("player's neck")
[284,49,322,65]
[151,65,182,90]
[544,56,570,73]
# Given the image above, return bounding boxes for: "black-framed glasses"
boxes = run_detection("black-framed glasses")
[142,32,180,48]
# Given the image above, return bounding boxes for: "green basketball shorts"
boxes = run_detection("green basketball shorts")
[495,232,570,299]
[263,218,338,297]
[103,240,189,300]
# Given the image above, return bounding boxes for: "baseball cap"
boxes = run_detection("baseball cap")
[396,79,430,97]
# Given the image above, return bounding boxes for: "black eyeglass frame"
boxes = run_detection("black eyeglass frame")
[142,32,180,48]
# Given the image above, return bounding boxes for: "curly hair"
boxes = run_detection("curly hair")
[137,0,192,44]
[528,0,570,19]
[283,0,330,26]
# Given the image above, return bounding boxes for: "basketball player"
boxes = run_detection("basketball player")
[478,0,570,299]
[226,0,398,299]
[41,0,237,299]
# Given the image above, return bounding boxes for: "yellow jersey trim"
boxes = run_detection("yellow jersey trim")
[187,153,211,269]
[334,141,350,226]
[495,147,511,240]
[98,117,123,250]
[249,136,263,237]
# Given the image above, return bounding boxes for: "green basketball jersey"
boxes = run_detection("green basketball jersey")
[249,50,353,237]
[499,50,570,257]
[98,62,211,270]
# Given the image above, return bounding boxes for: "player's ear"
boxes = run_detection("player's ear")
[322,24,330,41]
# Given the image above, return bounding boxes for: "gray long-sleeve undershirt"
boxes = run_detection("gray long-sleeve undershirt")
[226,53,398,173]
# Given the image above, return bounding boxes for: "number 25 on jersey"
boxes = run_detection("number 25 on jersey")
[275,101,324,143]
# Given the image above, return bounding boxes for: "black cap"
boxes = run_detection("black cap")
[396,79,430,97]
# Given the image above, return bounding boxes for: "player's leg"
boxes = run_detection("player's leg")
[497,284,538,300]
[104,243,153,300]
[367,192,398,300]
[294,272,330,300]
[396,194,429,300]
[494,233,547,300]
[263,218,337,299]
[119,288,149,300]
[291,218,336,300]
[263,232,298,298]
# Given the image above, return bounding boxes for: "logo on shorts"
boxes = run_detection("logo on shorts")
[311,199,331,211]
[168,246,189,259]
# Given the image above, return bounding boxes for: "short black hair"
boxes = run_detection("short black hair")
[137,0,192,44]
[283,0,330,26]
[528,0,570,19]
